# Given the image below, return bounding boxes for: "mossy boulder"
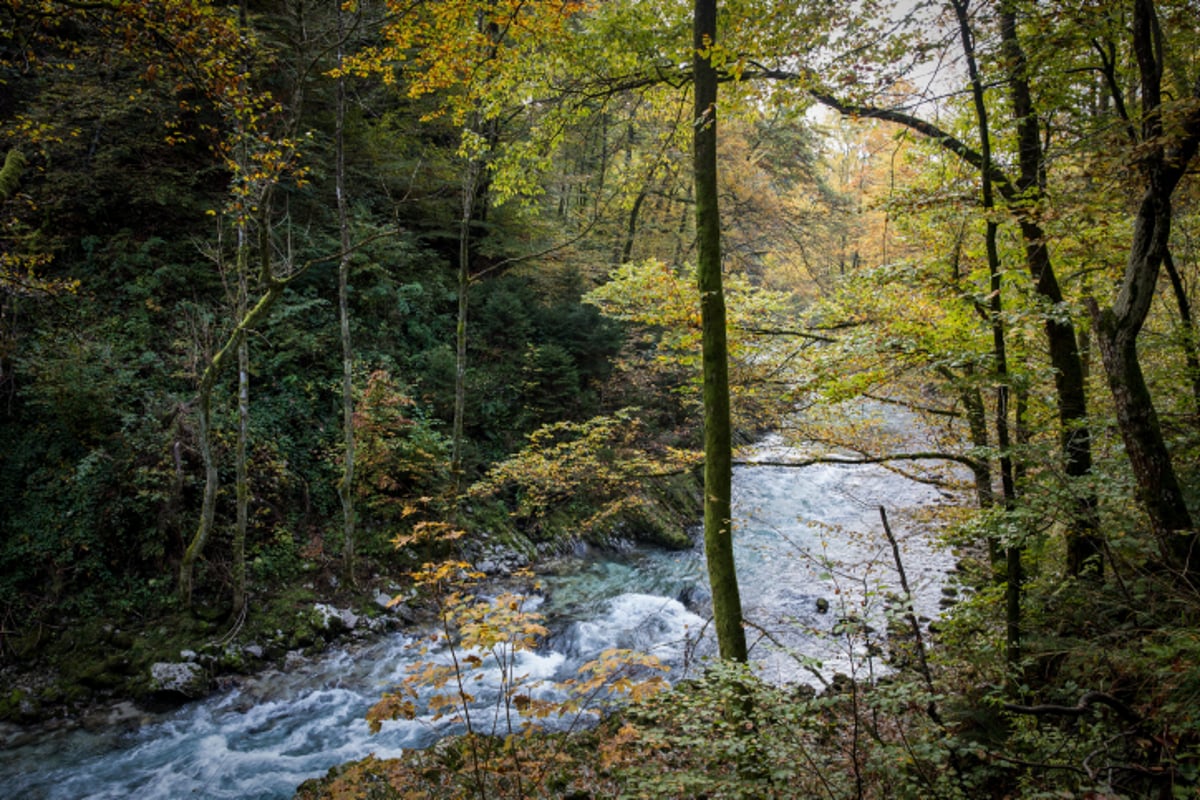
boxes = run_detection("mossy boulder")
[74,655,133,690]
[312,603,359,634]
[0,688,41,723]
[147,661,209,700]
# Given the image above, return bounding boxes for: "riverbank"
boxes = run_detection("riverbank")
[0,569,402,742]
[0,473,703,742]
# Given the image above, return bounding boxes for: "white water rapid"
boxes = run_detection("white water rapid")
[0,434,956,800]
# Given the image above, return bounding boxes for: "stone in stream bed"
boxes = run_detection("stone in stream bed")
[312,603,359,633]
[147,661,209,700]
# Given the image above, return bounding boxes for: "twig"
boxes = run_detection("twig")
[736,450,982,474]
[742,619,830,690]
[983,750,1090,776]
[880,507,941,726]
[1003,691,1142,725]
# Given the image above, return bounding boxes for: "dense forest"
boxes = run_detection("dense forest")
[4,0,1200,796]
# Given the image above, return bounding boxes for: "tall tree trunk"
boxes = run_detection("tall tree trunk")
[181,223,254,611]
[233,328,249,615]
[1093,190,1196,566]
[946,230,996,525]
[180,377,218,607]
[232,218,252,616]
[999,2,1102,577]
[336,0,357,582]
[449,10,504,491]
[1090,0,1199,572]
[960,379,995,509]
[619,188,648,265]
[450,160,479,492]
[694,0,747,663]
[178,270,291,606]
[954,0,1020,671]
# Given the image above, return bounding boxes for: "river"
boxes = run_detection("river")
[0,434,956,799]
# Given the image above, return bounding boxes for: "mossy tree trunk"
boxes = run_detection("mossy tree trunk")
[233,234,250,616]
[178,240,298,607]
[180,371,219,608]
[694,0,747,664]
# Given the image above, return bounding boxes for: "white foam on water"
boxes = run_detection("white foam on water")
[565,592,704,665]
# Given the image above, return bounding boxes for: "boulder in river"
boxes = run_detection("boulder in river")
[148,662,208,700]
[313,603,359,633]
[676,584,712,613]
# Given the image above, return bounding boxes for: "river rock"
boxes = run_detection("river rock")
[471,543,531,576]
[148,662,208,699]
[392,602,418,624]
[80,701,146,732]
[283,650,307,672]
[313,603,358,633]
[0,688,42,724]
[676,584,712,612]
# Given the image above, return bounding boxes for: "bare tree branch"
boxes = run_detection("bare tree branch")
[735,451,982,473]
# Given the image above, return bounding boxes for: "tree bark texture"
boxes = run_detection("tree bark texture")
[1090,0,1200,571]
[450,162,477,491]
[955,0,1020,669]
[233,329,249,616]
[178,258,290,606]
[959,377,995,510]
[999,2,1101,576]
[180,381,218,607]
[695,0,747,663]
